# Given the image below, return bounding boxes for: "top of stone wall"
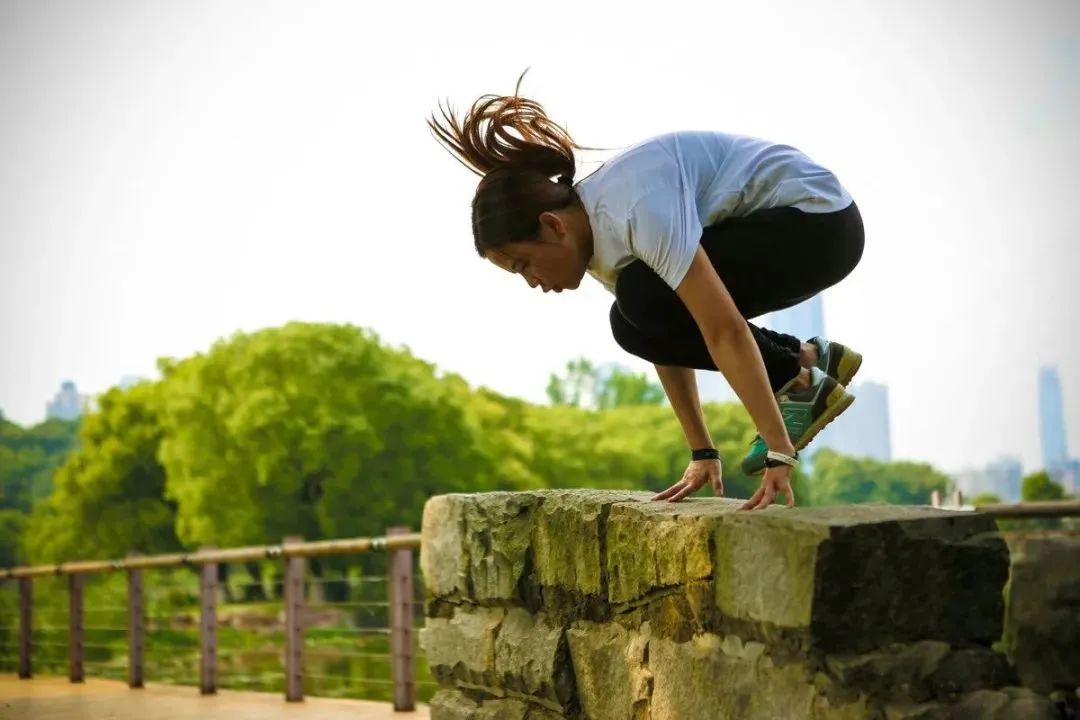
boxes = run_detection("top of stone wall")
[421,490,1008,654]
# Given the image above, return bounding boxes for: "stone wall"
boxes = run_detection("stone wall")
[419,490,1057,719]
[1003,535,1080,696]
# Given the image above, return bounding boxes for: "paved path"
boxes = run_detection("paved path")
[0,675,431,720]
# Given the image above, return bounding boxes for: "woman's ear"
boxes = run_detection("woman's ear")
[537,210,565,241]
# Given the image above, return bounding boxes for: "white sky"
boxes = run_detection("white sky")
[1,0,1078,476]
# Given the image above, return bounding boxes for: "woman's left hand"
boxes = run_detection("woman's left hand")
[741,463,796,510]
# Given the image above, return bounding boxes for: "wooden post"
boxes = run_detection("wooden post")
[199,548,217,695]
[387,527,415,712]
[69,574,84,682]
[283,536,304,702]
[128,555,144,688]
[18,578,31,679]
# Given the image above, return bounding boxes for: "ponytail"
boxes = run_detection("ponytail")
[429,70,588,255]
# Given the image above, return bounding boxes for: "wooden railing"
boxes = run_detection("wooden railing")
[0,528,423,710]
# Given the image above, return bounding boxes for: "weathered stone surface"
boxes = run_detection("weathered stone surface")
[493,608,571,707]
[463,493,546,603]
[421,492,545,603]
[650,633,872,719]
[1005,536,1080,693]
[714,505,1008,652]
[422,494,470,598]
[428,689,565,720]
[605,501,723,606]
[421,606,505,686]
[530,490,650,599]
[884,686,1056,719]
[419,492,1051,719]
[565,620,650,720]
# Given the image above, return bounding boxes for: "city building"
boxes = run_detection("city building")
[46,380,90,421]
[951,457,1024,503]
[1039,365,1069,473]
[812,380,893,463]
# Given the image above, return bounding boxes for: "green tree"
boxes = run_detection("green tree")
[0,417,79,512]
[970,492,1002,506]
[156,323,496,550]
[807,449,952,506]
[0,509,27,567]
[23,382,180,563]
[547,357,665,410]
[546,357,597,407]
[1021,471,1065,501]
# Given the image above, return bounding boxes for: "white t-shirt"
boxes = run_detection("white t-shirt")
[573,131,853,293]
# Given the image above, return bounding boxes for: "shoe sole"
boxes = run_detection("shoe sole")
[749,385,856,476]
[836,348,863,386]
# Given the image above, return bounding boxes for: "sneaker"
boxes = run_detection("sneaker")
[808,336,862,387]
[740,366,856,476]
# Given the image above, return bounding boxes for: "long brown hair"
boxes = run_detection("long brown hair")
[428,70,591,257]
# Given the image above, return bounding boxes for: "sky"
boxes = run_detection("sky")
[1,0,1079,477]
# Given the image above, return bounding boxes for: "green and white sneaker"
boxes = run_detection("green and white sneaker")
[808,336,862,387]
[740,365,856,476]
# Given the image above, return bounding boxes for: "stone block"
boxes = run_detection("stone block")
[713,505,1008,652]
[565,620,650,720]
[1004,536,1080,693]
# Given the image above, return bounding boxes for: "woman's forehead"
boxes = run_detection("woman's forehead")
[486,248,517,270]
[487,243,534,266]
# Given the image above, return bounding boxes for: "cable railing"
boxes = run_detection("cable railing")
[0,527,429,711]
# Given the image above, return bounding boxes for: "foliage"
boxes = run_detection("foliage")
[1020,471,1065,502]
[806,449,952,506]
[546,357,665,410]
[24,382,180,562]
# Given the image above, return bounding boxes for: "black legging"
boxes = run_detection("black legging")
[610,202,865,392]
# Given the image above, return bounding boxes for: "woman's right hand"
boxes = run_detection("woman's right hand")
[741,462,796,510]
[651,458,723,502]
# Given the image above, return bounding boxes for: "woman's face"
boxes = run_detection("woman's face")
[484,209,590,293]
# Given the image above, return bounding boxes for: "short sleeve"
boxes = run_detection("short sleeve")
[625,189,704,291]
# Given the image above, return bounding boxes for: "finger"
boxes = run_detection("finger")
[741,486,765,510]
[668,482,698,503]
[784,481,795,508]
[752,486,777,511]
[712,474,724,497]
[651,482,685,502]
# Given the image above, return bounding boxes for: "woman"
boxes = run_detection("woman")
[429,76,864,510]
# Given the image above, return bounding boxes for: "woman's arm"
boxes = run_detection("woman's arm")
[651,363,724,502]
[654,365,713,450]
[675,247,797,467]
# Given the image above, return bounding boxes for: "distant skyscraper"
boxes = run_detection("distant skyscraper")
[764,294,825,343]
[951,457,1024,503]
[1059,458,1080,496]
[46,381,87,421]
[812,381,892,463]
[1038,366,1069,473]
[984,456,1023,503]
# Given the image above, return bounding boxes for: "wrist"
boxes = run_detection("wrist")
[691,447,719,462]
